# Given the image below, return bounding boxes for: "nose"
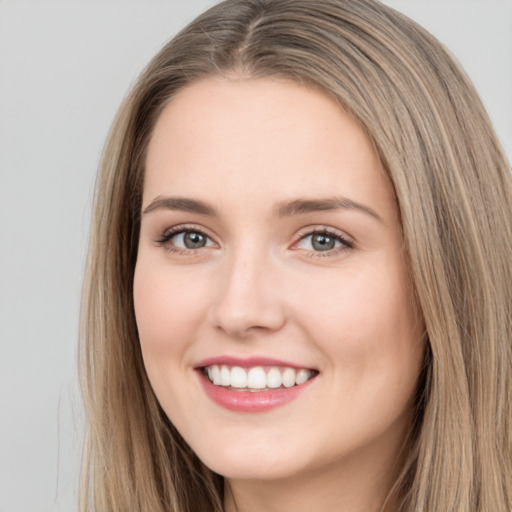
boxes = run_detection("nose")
[210,248,286,339]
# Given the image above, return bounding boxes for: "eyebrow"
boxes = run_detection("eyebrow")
[142,195,383,223]
[143,197,216,216]
[273,196,383,222]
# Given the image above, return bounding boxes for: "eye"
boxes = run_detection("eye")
[294,228,354,256]
[299,232,339,251]
[173,230,211,249]
[156,226,216,253]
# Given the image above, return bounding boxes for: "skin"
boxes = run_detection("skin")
[134,76,425,512]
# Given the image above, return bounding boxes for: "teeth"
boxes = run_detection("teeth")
[295,369,311,385]
[230,366,247,388]
[204,364,315,390]
[282,368,296,388]
[220,366,231,386]
[267,367,282,388]
[247,367,266,389]
[212,365,221,385]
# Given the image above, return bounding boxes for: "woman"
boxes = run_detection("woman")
[79,1,512,511]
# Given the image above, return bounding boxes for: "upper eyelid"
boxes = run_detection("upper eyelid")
[160,223,215,239]
[158,223,350,236]
[295,225,354,242]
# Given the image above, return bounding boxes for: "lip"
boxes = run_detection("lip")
[194,355,316,370]
[194,356,317,413]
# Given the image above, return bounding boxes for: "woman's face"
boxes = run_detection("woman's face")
[134,77,425,484]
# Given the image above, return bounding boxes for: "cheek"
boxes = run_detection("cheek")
[296,262,417,336]
[133,262,212,365]
[293,260,423,387]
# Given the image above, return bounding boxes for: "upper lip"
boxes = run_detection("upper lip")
[194,356,317,371]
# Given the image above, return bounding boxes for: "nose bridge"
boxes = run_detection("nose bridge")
[211,238,285,338]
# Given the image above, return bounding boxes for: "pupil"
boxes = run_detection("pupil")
[184,231,206,249]
[312,234,335,251]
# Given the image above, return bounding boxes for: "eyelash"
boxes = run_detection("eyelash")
[155,225,354,257]
[155,224,214,256]
[294,227,354,258]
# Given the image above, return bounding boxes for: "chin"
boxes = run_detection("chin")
[192,436,305,481]
[206,458,298,482]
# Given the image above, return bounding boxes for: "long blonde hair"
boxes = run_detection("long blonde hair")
[80,1,512,510]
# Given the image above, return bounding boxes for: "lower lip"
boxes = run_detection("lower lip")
[197,371,315,413]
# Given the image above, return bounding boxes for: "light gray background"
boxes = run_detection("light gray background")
[0,1,510,511]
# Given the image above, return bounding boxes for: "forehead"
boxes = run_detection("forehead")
[143,77,393,220]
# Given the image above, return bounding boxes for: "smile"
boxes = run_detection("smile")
[203,364,316,391]
[196,359,318,413]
